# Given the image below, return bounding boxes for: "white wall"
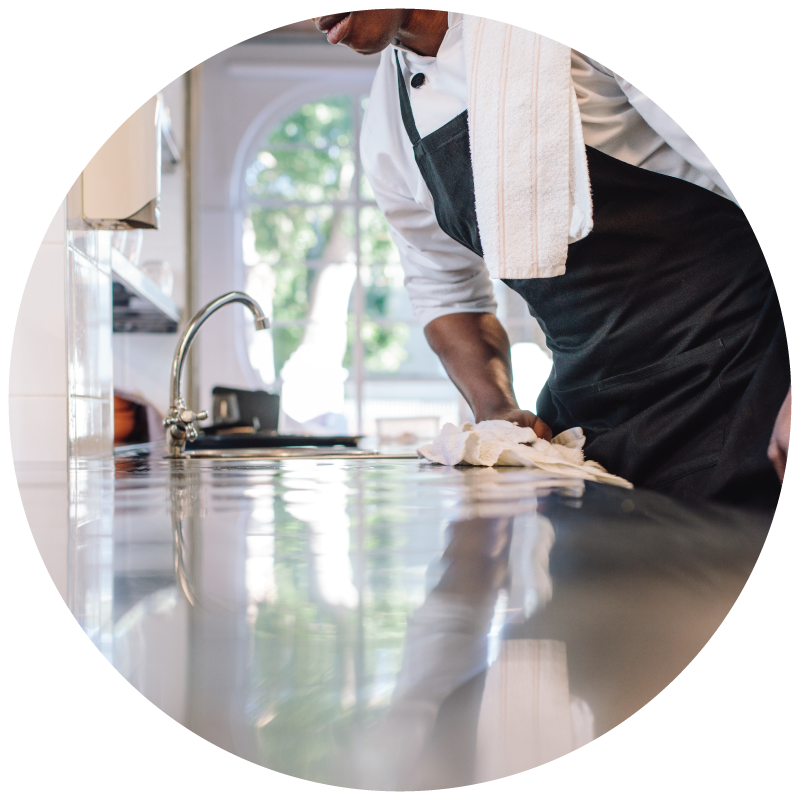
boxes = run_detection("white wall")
[65,227,114,460]
[11,203,115,602]
[11,194,118,466]
[113,76,186,417]
[10,203,71,600]
[9,203,69,462]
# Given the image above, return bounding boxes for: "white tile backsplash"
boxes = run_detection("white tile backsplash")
[64,228,114,459]
[10,242,68,398]
[97,230,112,274]
[113,332,178,416]
[67,247,113,402]
[10,204,71,464]
[69,396,113,460]
[67,228,98,262]
[13,195,115,465]
[9,395,69,462]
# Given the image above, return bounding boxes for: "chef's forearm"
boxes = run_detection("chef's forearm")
[424,312,519,419]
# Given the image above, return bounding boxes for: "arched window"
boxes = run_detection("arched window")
[240,87,462,437]
[239,87,552,437]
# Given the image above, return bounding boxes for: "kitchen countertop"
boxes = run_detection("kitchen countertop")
[17,446,772,789]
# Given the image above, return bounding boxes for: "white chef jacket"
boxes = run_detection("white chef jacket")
[360,12,736,329]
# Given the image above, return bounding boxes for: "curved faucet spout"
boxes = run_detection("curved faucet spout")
[170,291,269,408]
[165,291,269,457]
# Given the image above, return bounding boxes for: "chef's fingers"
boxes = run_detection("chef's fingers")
[767,388,791,483]
[768,438,786,482]
[510,409,552,440]
[532,415,553,441]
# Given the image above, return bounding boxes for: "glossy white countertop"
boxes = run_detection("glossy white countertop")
[16,447,771,789]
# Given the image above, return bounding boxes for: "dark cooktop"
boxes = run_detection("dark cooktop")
[185,432,362,451]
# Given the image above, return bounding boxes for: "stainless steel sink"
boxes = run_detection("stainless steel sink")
[178,447,418,460]
[179,431,420,460]
[161,292,422,462]
[186,432,364,450]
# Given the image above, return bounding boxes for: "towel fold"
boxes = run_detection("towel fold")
[417,420,632,488]
[462,15,593,279]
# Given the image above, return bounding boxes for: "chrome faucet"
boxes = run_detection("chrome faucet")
[163,291,269,457]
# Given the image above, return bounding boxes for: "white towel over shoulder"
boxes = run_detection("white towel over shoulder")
[463,15,593,279]
[417,420,632,488]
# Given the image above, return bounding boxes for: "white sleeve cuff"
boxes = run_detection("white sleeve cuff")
[415,303,498,330]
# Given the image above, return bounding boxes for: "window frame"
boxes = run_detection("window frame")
[232,73,456,434]
[230,69,548,434]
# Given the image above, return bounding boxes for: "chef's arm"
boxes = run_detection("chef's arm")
[424,312,553,440]
[768,387,791,481]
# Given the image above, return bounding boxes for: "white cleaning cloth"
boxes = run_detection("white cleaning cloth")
[417,420,632,488]
[462,15,593,280]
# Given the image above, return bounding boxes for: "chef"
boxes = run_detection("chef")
[314,10,791,508]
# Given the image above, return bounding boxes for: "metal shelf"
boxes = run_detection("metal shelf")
[111,247,181,333]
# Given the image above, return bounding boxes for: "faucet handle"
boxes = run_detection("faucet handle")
[170,407,208,425]
[163,406,208,446]
[184,409,208,442]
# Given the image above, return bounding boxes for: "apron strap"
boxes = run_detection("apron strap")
[394,49,421,146]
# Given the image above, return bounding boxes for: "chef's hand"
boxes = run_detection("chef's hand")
[768,387,791,482]
[424,313,554,442]
[476,405,553,441]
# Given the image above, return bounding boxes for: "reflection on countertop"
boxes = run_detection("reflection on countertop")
[17,446,772,789]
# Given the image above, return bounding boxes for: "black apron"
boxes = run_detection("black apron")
[395,52,790,508]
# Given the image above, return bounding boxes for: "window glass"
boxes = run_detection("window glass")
[242,92,466,436]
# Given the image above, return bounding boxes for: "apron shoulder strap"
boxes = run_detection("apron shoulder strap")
[394,49,421,146]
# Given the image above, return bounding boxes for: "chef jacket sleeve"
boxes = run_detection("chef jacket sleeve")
[361,145,497,330]
[574,52,736,204]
